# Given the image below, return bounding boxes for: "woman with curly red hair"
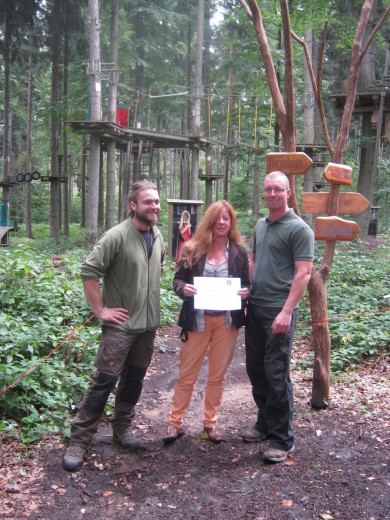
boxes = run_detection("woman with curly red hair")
[164,200,250,444]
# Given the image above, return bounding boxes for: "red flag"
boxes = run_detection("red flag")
[116,108,129,127]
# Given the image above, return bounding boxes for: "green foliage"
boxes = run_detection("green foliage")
[0,245,90,360]
[0,239,181,442]
[1,233,388,441]
[160,259,182,325]
[0,243,98,441]
[375,157,390,231]
[11,224,87,254]
[0,351,97,443]
[228,176,254,212]
[299,240,389,372]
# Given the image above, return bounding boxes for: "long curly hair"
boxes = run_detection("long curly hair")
[180,200,241,268]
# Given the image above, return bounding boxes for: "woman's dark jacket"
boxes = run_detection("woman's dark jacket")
[173,241,250,331]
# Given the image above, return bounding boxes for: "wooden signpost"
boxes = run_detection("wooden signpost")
[302,192,370,215]
[323,162,352,185]
[300,161,370,242]
[314,216,360,241]
[266,152,313,175]
[264,155,369,242]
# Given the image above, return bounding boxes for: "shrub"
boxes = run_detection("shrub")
[299,239,389,371]
[0,241,180,442]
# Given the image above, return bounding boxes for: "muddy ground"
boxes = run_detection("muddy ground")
[1,325,389,520]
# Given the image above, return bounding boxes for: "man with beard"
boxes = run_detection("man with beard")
[63,180,165,472]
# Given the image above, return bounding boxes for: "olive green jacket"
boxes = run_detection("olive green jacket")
[80,218,165,332]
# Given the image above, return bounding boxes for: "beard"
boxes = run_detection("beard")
[134,208,160,227]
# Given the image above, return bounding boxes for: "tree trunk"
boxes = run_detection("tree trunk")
[240,0,385,410]
[156,150,161,195]
[356,3,388,239]
[309,0,379,407]
[106,141,116,228]
[80,141,87,229]
[120,141,132,222]
[308,268,331,407]
[169,150,174,198]
[192,0,204,200]
[58,154,63,231]
[184,13,192,141]
[49,0,61,242]
[63,15,70,238]
[98,148,104,228]
[25,46,33,239]
[106,0,119,230]
[86,134,101,245]
[302,28,314,226]
[253,150,260,216]
[204,3,211,139]
[358,0,377,91]
[86,0,102,247]
[356,113,376,237]
[180,149,189,199]
[2,10,11,206]
[224,43,234,201]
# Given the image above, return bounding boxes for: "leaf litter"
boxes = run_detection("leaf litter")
[0,326,389,519]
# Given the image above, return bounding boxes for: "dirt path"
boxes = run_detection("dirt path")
[1,326,389,519]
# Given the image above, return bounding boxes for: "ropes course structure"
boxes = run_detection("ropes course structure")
[67,84,296,212]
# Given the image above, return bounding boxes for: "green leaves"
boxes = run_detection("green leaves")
[300,240,390,372]
[160,259,182,325]
[0,245,95,442]
[0,242,182,442]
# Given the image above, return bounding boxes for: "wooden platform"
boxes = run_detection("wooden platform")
[330,76,390,114]
[66,121,223,151]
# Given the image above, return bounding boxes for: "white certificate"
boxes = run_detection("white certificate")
[193,277,241,311]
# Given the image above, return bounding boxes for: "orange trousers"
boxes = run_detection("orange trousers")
[168,315,239,430]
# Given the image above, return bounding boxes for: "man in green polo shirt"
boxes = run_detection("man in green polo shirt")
[243,171,314,463]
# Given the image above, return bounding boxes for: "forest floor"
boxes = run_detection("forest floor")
[1,323,389,520]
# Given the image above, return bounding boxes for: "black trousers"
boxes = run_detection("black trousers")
[245,305,298,450]
[70,326,155,448]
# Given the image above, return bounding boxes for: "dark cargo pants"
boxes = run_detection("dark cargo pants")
[245,305,298,451]
[70,326,155,448]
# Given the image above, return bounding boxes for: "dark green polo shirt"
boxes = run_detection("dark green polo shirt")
[250,209,314,307]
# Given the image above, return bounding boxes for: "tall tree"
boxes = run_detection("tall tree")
[62,6,70,238]
[61,0,87,235]
[48,0,62,242]
[85,0,102,247]
[25,43,34,239]
[0,0,40,208]
[105,0,119,230]
[191,0,204,200]
[355,0,385,237]
[239,0,389,407]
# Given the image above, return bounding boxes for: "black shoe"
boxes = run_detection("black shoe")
[163,425,184,445]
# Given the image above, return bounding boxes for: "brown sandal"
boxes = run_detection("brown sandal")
[202,427,224,444]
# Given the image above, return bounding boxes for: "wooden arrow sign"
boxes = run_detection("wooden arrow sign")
[266,152,313,175]
[302,192,370,215]
[323,162,353,185]
[314,216,360,241]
